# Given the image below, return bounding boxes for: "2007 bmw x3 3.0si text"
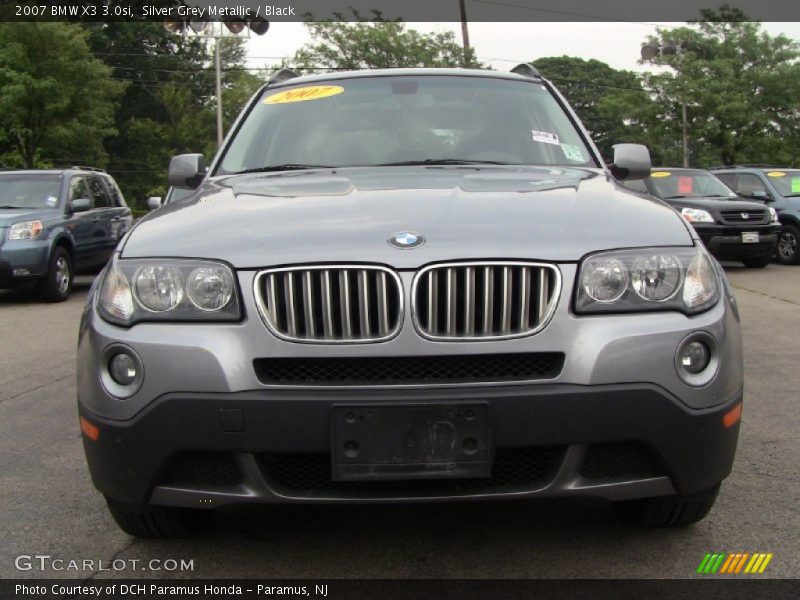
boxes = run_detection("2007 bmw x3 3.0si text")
[77,67,743,538]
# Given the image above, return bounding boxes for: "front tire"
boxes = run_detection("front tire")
[39,246,73,302]
[105,497,208,538]
[776,224,800,265]
[741,255,771,269]
[614,484,720,527]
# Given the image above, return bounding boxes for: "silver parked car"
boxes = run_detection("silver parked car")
[78,67,743,537]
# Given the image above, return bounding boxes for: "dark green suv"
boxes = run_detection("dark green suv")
[712,166,800,265]
[0,167,132,301]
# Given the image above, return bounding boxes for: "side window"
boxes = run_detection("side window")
[714,173,736,189]
[105,177,126,207]
[736,174,769,196]
[620,179,648,193]
[69,177,91,204]
[88,176,111,208]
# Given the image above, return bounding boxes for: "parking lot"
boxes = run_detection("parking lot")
[0,264,797,580]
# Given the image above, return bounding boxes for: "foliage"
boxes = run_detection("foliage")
[0,23,124,168]
[292,10,481,71]
[639,6,800,167]
[532,56,652,161]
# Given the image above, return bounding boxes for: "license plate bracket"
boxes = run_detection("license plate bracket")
[331,404,491,481]
[742,232,760,243]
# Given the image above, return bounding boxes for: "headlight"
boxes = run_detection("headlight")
[98,258,241,326]
[680,208,714,223]
[768,207,778,223]
[575,247,719,315]
[8,220,43,240]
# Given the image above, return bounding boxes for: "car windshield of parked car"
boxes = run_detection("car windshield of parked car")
[648,171,737,199]
[218,75,597,174]
[763,170,800,197]
[0,174,62,209]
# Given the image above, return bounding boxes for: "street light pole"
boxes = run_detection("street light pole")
[214,33,223,149]
[641,41,690,168]
[459,0,471,57]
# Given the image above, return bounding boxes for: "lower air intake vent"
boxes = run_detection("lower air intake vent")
[579,443,663,480]
[253,352,564,385]
[160,452,242,486]
[259,446,565,496]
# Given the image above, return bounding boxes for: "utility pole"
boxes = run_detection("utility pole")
[214,34,223,149]
[459,0,471,58]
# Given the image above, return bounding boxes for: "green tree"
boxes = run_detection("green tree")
[532,56,651,160]
[0,23,124,168]
[640,6,800,167]
[292,11,481,71]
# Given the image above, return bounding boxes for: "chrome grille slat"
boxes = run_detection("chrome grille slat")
[284,272,298,337]
[256,266,402,343]
[482,266,494,335]
[302,271,316,338]
[464,267,476,336]
[414,262,560,341]
[519,267,531,331]
[339,270,353,339]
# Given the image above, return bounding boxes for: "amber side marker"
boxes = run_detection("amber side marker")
[80,416,100,441]
[722,402,742,428]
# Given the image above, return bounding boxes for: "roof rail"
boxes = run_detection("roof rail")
[510,63,542,79]
[267,67,301,86]
[71,165,106,173]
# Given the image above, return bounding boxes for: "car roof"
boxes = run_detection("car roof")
[264,67,540,91]
[0,167,111,176]
[649,168,713,174]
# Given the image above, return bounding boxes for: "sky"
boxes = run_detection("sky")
[244,21,800,74]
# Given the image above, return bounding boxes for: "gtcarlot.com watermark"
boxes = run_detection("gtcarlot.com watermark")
[14,554,194,572]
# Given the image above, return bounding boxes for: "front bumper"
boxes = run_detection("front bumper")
[695,225,780,260]
[80,383,741,507]
[0,239,49,288]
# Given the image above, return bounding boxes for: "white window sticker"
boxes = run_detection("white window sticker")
[531,130,560,145]
[45,196,58,207]
[560,143,585,163]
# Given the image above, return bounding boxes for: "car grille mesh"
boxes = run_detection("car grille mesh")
[720,209,768,224]
[255,266,402,342]
[579,443,663,480]
[258,446,565,496]
[253,352,564,385]
[413,263,559,340]
[160,452,242,487]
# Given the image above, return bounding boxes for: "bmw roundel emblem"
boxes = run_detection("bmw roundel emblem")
[389,231,425,249]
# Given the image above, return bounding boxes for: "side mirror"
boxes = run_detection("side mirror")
[71,198,91,213]
[147,196,163,210]
[609,144,651,181]
[168,154,206,189]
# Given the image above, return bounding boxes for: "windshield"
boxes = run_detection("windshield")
[647,171,736,199]
[763,170,800,197]
[218,75,596,174]
[0,174,62,209]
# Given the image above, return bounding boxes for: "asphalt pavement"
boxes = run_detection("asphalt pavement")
[0,265,797,580]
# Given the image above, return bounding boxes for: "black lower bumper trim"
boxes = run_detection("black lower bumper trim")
[79,384,741,505]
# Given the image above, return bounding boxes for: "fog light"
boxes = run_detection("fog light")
[678,341,710,375]
[109,353,137,386]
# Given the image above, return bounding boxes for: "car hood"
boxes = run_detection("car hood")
[122,167,694,268]
[0,208,55,227]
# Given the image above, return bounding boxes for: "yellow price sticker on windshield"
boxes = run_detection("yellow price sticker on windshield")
[766,171,786,177]
[264,85,345,105]
[651,171,671,178]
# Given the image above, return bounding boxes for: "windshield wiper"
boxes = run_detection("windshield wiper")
[231,164,334,175]
[0,205,25,209]
[376,158,511,166]
[662,195,692,199]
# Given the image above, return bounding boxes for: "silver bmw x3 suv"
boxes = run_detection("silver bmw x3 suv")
[78,66,743,538]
